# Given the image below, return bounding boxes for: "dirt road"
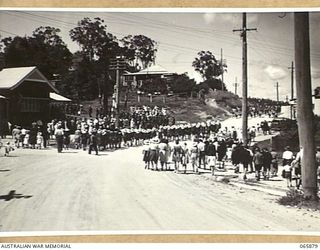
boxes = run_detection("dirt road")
[0,143,319,232]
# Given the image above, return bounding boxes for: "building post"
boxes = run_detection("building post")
[294,12,318,200]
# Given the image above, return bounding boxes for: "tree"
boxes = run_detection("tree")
[203,78,227,91]
[1,26,72,80]
[120,35,157,69]
[70,18,121,102]
[70,17,119,62]
[32,26,72,78]
[170,73,196,95]
[192,50,226,81]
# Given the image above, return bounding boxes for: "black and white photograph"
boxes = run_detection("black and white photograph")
[0,9,320,235]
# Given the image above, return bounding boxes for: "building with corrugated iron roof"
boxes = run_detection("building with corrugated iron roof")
[0,66,70,127]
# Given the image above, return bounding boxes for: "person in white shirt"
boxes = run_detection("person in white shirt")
[197,139,206,169]
[282,146,294,166]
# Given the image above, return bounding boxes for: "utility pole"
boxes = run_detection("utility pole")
[234,77,238,95]
[288,61,295,119]
[110,56,126,128]
[294,12,317,200]
[221,48,224,91]
[233,13,257,145]
[275,82,279,103]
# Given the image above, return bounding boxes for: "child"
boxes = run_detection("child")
[23,132,30,148]
[142,140,151,169]
[282,164,292,187]
[74,129,81,149]
[36,132,43,149]
[4,142,15,156]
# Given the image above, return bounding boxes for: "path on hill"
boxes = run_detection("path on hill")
[0,116,318,232]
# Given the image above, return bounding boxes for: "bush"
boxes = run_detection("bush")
[221,177,230,184]
[277,189,305,206]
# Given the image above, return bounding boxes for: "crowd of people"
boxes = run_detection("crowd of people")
[3,103,320,192]
[231,101,280,119]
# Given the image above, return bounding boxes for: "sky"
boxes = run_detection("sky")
[0,9,320,101]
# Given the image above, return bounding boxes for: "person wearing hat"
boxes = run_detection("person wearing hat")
[88,129,98,155]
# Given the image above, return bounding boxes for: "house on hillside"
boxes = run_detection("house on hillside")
[123,64,174,90]
[0,66,71,127]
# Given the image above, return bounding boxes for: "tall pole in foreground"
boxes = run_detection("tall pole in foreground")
[242,14,248,145]
[233,13,257,145]
[294,12,317,200]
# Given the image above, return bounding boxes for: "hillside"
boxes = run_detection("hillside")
[80,90,242,123]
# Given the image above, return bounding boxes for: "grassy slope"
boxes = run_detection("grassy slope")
[79,90,242,123]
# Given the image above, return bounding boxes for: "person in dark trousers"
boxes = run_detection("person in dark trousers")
[88,105,93,118]
[206,140,216,175]
[41,125,49,148]
[262,148,272,180]
[88,129,98,155]
[253,147,264,181]
[29,122,37,149]
[54,125,64,153]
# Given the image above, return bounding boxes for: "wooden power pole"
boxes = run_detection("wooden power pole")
[110,57,126,128]
[288,61,295,119]
[221,48,224,91]
[275,82,279,103]
[294,12,318,200]
[233,13,257,145]
[234,77,238,95]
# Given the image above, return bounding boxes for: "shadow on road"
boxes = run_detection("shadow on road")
[0,169,10,172]
[0,190,33,201]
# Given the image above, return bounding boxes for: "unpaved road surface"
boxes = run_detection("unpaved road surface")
[0,144,319,232]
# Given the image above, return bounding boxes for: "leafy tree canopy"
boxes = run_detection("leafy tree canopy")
[121,34,158,69]
[192,50,226,81]
[169,73,196,94]
[1,26,72,79]
[70,17,119,63]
